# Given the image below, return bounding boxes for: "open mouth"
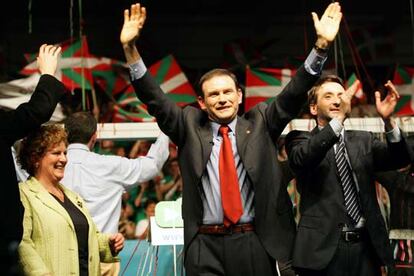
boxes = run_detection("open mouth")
[54,164,65,169]
[217,106,231,111]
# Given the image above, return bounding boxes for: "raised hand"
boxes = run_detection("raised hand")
[312,2,342,49]
[336,79,360,123]
[375,80,400,120]
[120,3,147,46]
[109,233,125,255]
[37,44,61,76]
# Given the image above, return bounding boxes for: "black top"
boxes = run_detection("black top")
[52,193,89,276]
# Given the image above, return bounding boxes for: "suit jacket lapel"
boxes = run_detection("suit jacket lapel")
[28,177,75,231]
[235,117,252,158]
[197,120,213,177]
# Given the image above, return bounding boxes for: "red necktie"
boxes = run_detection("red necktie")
[219,125,243,227]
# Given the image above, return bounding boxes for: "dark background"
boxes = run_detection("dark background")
[0,0,413,100]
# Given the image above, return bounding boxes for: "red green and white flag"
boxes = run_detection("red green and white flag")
[20,36,113,92]
[149,55,196,106]
[113,87,154,122]
[113,55,196,122]
[392,66,414,116]
[93,59,131,96]
[245,67,295,111]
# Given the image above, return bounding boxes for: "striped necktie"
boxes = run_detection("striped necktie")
[335,134,362,224]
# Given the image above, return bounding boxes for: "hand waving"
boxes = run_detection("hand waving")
[375,80,400,120]
[120,3,147,46]
[37,44,61,76]
[312,2,342,48]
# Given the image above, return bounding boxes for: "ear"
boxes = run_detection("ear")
[89,132,98,149]
[237,88,242,104]
[309,104,318,116]
[197,96,207,111]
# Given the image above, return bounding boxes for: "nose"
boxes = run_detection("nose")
[332,96,341,106]
[218,93,226,103]
[59,153,67,164]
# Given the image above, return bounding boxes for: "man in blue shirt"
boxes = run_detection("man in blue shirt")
[120,3,342,275]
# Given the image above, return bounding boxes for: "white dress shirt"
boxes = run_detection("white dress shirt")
[62,133,169,234]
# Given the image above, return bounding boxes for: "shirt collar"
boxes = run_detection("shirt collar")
[67,143,90,152]
[211,117,237,139]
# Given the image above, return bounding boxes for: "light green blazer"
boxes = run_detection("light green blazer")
[18,177,118,276]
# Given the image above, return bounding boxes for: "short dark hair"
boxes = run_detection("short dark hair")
[64,111,97,144]
[18,124,67,176]
[197,68,240,97]
[143,198,157,210]
[308,75,345,105]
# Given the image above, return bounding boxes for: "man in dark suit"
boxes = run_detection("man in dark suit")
[0,44,66,275]
[285,76,410,276]
[120,3,342,275]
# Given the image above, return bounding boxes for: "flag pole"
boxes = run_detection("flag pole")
[79,0,86,111]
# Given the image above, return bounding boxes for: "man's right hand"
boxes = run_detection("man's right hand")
[312,2,342,50]
[37,44,61,76]
[120,3,147,47]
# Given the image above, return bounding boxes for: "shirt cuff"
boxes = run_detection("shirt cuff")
[329,118,343,137]
[304,48,328,75]
[129,59,147,81]
[385,126,401,143]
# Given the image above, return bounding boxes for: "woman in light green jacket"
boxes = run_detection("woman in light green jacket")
[17,124,124,275]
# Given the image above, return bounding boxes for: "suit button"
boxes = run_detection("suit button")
[90,256,93,262]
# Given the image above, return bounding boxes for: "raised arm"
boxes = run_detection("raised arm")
[119,4,186,145]
[265,3,342,135]
[0,44,65,145]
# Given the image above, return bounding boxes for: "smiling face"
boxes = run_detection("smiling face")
[36,141,67,185]
[197,74,242,124]
[310,81,346,127]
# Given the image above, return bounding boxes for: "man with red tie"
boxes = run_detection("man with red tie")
[120,2,342,275]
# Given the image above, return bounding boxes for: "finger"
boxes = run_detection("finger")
[44,44,53,54]
[384,80,400,99]
[115,239,124,248]
[135,3,142,18]
[330,2,341,18]
[346,79,360,98]
[115,234,122,242]
[323,3,334,18]
[39,44,47,54]
[311,12,319,26]
[139,7,147,28]
[131,3,140,20]
[374,91,382,106]
[54,46,62,56]
[50,46,59,56]
[123,9,130,24]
